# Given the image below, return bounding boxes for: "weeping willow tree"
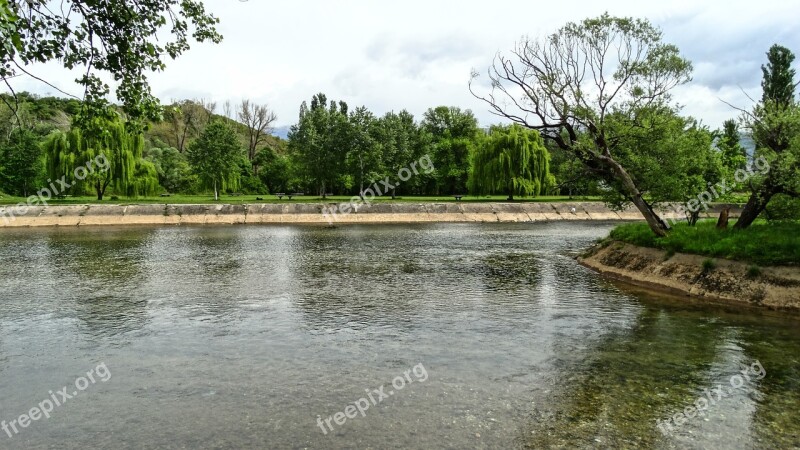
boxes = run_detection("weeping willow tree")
[469,124,553,200]
[43,117,159,199]
[127,160,160,197]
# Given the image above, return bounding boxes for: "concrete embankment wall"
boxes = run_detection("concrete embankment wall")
[579,242,800,311]
[0,202,740,228]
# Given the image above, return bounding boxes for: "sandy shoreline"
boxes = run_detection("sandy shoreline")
[579,241,800,311]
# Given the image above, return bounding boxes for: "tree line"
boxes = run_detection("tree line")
[0,94,557,200]
[2,7,798,236]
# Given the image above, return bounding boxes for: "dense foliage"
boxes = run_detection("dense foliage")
[186,121,242,200]
[736,44,800,228]
[42,116,157,200]
[469,124,552,200]
[0,15,795,227]
[472,13,695,236]
[0,0,222,128]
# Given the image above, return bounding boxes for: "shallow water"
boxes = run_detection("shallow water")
[0,222,797,449]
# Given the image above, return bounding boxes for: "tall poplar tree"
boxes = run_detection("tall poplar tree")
[736,44,800,229]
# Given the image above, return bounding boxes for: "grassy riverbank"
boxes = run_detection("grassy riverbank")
[609,220,800,266]
[0,194,600,206]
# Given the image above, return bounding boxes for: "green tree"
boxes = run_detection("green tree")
[126,160,160,197]
[187,121,242,201]
[43,117,149,200]
[469,124,552,200]
[0,0,221,128]
[472,13,693,236]
[717,119,747,174]
[375,110,430,197]
[236,155,267,194]
[421,106,479,194]
[548,140,600,198]
[347,106,382,197]
[255,145,295,194]
[144,146,195,193]
[762,44,797,107]
[736,44,800,229]
[288,93,349,198]
[602,107,723,225]
[0,128,43,196]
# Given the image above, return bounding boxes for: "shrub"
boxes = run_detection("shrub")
[746,265,762,279]
[701,258,716,274]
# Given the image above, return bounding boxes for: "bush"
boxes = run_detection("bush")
[701,258,716,274]
[746,265,762,279]
[764,194,800,221]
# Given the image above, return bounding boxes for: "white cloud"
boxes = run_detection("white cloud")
[4,0,799,129]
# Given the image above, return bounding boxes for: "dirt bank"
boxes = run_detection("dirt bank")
[0,202,739,227]
[579,242,800,311]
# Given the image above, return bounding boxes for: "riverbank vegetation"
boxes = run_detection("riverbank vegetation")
[0,10,797,235]
[472,14,799,236]
[0,194,600,206]
[609,221,800,266]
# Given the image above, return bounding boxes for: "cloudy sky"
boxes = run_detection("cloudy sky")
[6,0,800,130]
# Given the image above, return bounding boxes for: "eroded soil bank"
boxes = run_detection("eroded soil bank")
[0,202,737,227]
[579,241,800,311]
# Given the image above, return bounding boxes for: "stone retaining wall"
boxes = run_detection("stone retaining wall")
[0,202,741,227]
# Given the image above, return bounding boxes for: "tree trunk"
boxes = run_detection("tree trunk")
[734,190,773,229]
[359,155,364,200]
[95,182,104,201]
[716,207,731,229]
[686,209,700,226]
[601,155,670,236]
[321,181,327,200]
[214,179,219,201]
[630,194,669,236]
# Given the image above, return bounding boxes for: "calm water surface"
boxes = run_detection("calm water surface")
[0,222,798,449]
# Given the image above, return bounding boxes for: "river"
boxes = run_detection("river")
[0,222,797,449]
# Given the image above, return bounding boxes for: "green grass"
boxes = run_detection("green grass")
[610,220,800,266]
[0,194,601,206]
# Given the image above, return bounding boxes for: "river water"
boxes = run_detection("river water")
[0,222,797,449]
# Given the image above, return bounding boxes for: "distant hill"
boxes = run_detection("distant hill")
[272,125,291,139]
[1,92,287,152]
[740,133,756,159]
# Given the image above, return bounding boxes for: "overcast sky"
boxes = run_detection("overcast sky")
[6,0,800,130]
